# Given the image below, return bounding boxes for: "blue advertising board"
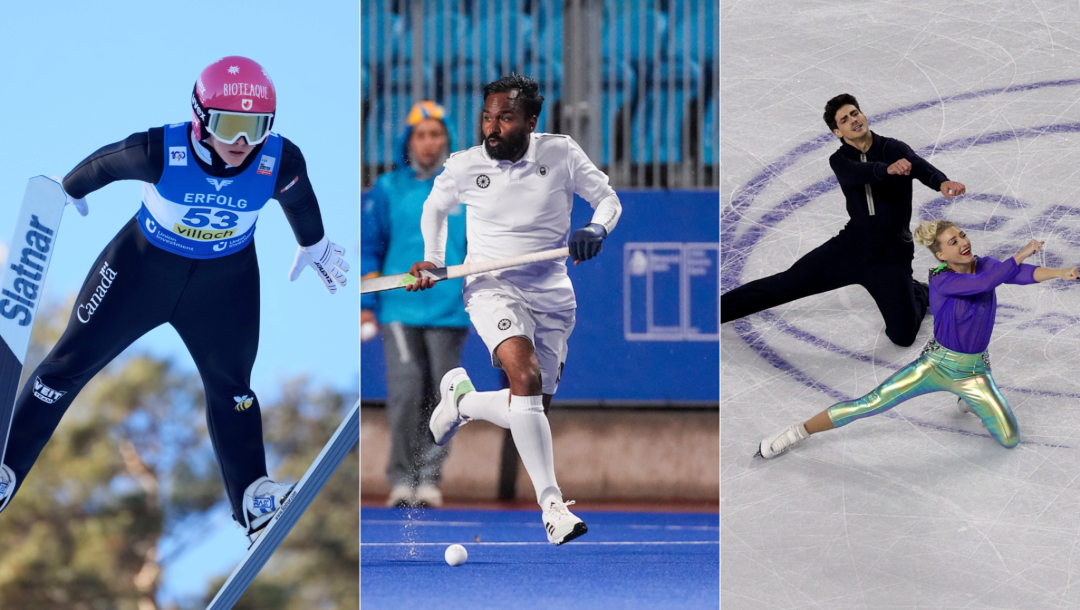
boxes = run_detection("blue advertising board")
[360,189,718,405]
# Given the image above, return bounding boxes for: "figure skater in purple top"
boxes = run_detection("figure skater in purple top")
[756,219,1080,458]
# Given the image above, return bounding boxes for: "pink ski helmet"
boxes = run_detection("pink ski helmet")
[191,56,276,144]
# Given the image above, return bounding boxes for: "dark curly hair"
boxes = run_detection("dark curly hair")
[823,93,861,133]
[483,74,544,119]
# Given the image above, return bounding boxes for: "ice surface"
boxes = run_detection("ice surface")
[722,2,1080,608]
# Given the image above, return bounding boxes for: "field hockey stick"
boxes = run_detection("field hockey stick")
[360,247,570,294]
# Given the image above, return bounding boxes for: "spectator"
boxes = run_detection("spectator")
[361,101,469,508]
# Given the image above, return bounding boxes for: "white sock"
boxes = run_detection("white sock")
[458,389,512,429]
[508,394,561,506]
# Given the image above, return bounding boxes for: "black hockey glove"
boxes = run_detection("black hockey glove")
[569,223,608,263]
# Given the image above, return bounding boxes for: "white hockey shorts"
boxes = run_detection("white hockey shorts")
[465,289,576,395]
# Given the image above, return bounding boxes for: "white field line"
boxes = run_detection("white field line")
[363,520,719,531]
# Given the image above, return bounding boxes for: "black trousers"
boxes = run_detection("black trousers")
[721,231,926,347]
[5,218,266,519]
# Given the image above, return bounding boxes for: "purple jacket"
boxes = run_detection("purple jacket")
[930,256,1037,354]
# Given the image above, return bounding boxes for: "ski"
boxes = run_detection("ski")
[0,176,68,467]
[205,399,360,610]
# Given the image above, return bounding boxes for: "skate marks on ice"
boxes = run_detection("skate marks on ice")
[723,84,1080,607]
[724,78,1080,451]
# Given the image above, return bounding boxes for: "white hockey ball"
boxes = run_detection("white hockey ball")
[361,321,378,342]
[444,543,468,566]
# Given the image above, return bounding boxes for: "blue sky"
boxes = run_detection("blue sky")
[1,0,358,605]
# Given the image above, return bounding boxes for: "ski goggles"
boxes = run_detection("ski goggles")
[206,110,274,145]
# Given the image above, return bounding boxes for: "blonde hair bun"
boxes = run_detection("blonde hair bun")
[914,219,956,251]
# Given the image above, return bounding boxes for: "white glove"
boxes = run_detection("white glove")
[46,175,89,216]
[288,235,349,294]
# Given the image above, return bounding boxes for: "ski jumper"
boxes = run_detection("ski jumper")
[721,132,948,347]
[824,257,1035,448]
[4,122,324,520]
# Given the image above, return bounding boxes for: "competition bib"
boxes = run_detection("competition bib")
[138,122,281,259]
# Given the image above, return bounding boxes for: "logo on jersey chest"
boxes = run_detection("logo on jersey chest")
[538,165,548,176]
[206,178,233,191]
[169,147,188,166]
[257,155,276,176]
[173,225,237,241]
[182,193,248,208]
[477,175,491,188]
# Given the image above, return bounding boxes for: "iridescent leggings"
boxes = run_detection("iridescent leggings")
[827,340,1019,448]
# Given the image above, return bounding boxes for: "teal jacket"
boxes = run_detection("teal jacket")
[360,121,469,327]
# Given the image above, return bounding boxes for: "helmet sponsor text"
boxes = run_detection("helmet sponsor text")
[223,83,270,99]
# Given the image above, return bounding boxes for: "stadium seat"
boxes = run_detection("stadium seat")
[425,0,462,14]
[702,93,717,165]
[531,0,563,34]
[602,8,667,66]
[604,0,657,15]
[523,60,563,133]
[362,5,401,65]
[630,57,703,164]
[363,63,436,166]
[600,60,638,165]
[524,19,564,133]
[667,6,716,66]
[529,15,562,64]
[467,0,526,21]
[442,61,500,150]
[463,13,532,74]
[407,10,470,65]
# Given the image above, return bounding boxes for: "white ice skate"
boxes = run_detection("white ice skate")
[242,476,297,542]
[0,465,15,513]
[429,367,475,446]
[756,424,810,459]
[542,498,588,545]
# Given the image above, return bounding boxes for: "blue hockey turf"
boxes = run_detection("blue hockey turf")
[361,507,719,609]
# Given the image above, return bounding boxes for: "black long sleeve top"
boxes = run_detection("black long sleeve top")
[829,132,947,239]
[62,125,325,247]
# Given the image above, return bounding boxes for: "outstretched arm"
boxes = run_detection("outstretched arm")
[885,140,965,199]
[1032,266,1080,283]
